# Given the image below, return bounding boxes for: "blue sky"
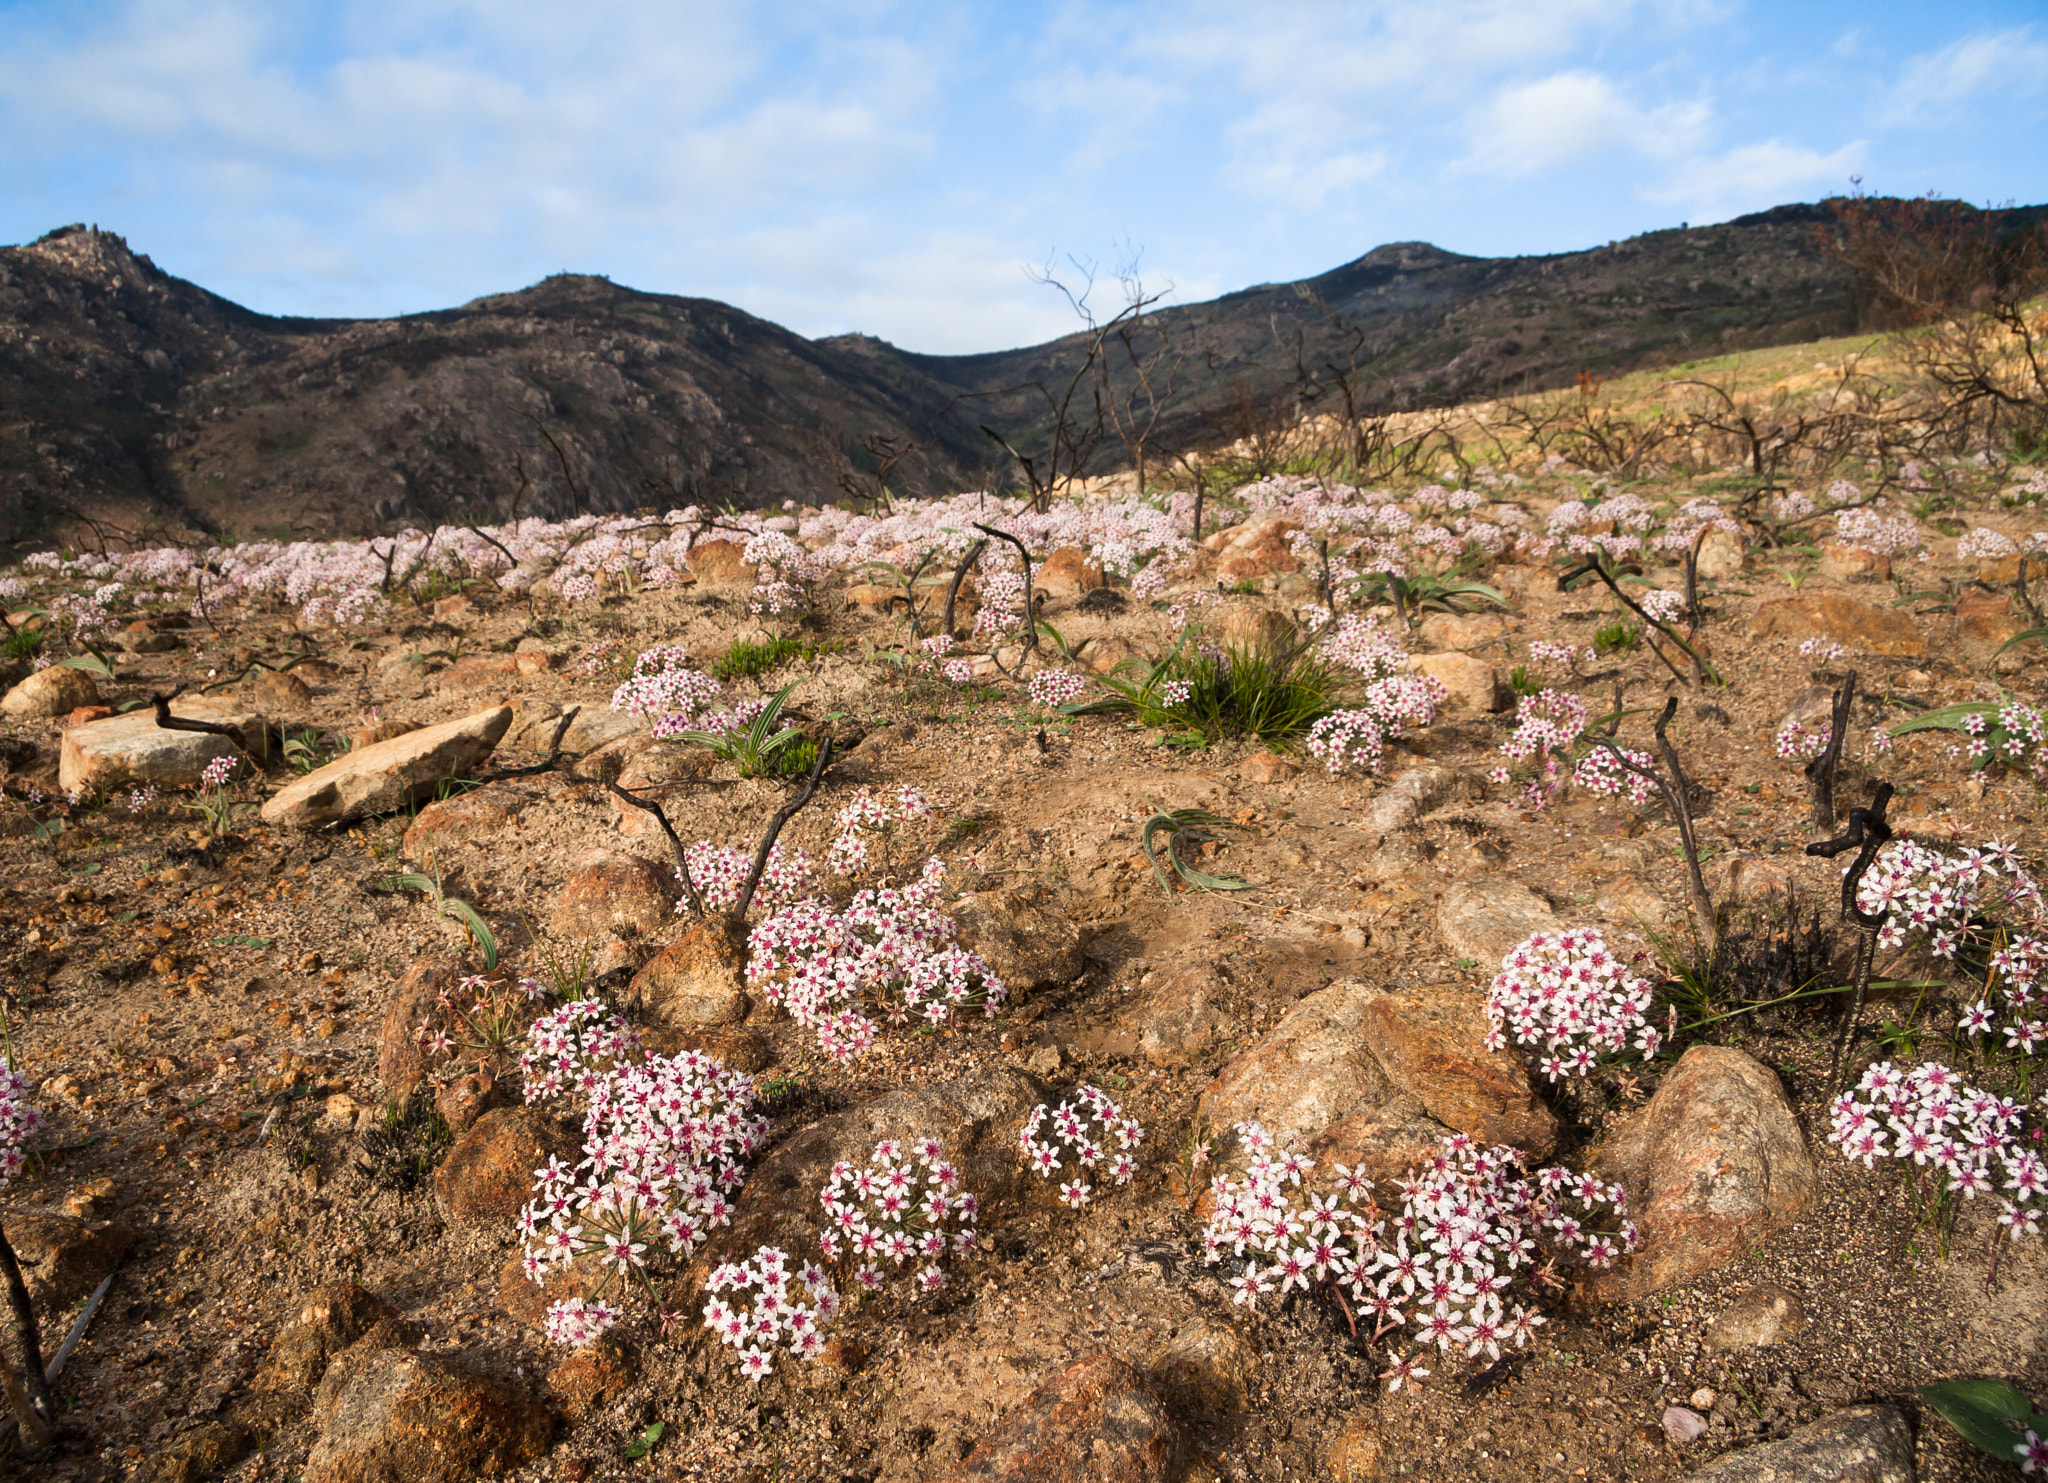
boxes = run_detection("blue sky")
[1,1,2044,354]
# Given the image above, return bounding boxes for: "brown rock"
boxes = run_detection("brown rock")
[551,849,677,939]
[0,664,100,718]
[65,705,114,726]
[432,595,472,621]
[631,920,748,1026]
[240,669,315,712]
[935,1352,1178,1483]
[547,1340,636,1423]
[434,1071,507,1133]
[1686,1404,1912,1483]
[58,698,266,794]
[1816,542,1890,582]
[1327,1413,1386,1482]
[1748,595,1925,657]
[1213,602,1294,651]
[951,885,1085,991]
[434,1106,580,1232]
[7,1213,134,1310]
[1406,652,1505,714]
[303,1350,552,1483]
[1581,1046,1815,1302]
[1437,880,1559,972]
[608,743,715,834]
[133,1423,255,1483]
[1148,1317,1254,1415]
[497,1248,600,1328]
[1956,604,2032,664]
[440,655,518,688]
[636,1025,774,1074]
[1238,752,1299,784]
[1123,965,1226,1067]
[513,648,556,675]
[1202,515,1304,579]
[377,958,466,1098]
[685,538,756,587]
[401,783,531,862]
[262,706,515,828]
[1416,612,1507,652]
[1694,528,1746,579]
[1714,855,1797,907]
[1702,1285,1806,1354]
[350,720,417,750]
[1196,980,1447,1185]
[1364,763,1476,837]
[1035,547,1107,600]
[254,1281,393,1395]
[1356,984,1557,1157]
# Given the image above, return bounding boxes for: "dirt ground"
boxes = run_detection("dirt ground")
[3,495,2047,1482]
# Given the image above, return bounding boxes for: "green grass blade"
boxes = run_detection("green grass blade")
[439,899,499,970]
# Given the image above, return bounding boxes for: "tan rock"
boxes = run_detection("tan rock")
[1239,751,1299,784]
[1816,541,1890,582]
[304,1350,552,1483]
[1694,527,1746,579]
[253,1280,393,1395]
[401,783,531,862]
[1196,980,1449,1186]
[630,920,748,1026]
[1356,983,1557,1157]
[1327,1413,1386,1482]
[1123,964,1226,1067]
[1749,594,1925,657]
[1214,602,1295,651]
[433,1106,579,1232]
[439,655,517,688]
[1406,651,1505,713]
[1034,546,1106,600]
[261,705,513,828]
[935,1352,1178,1483]
[951,885,1085,990]
[1702,1285,1805,1355]
[59,698,265,794]
[1437,879,1558,971]
[377,958,466,1098]
[1148,1317,1255,1415]
[1580,1045,1815,1302]
[547,1340,636,1424]
[1416,612,1507,652]
[685,538,756,587]
[431,595,471,621]
[1,664,100,718]
[349,719,417,750]
[1594,874,1668,925]
[550,849,676,939]
[237,668,313,712]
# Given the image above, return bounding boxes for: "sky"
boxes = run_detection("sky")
[1,1,2044,356]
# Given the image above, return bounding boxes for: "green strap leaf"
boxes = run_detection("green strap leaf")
[1889,701,2001,736]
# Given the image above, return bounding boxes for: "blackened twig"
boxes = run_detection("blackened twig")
[731,738,835,922]
[1804,671,1859,832]
[0,1222,53,1433]
[604,779,708,919]
[1561,554,1723,688]
[1806,782,1896,1091]
[149,685,260,760]
[1593,696,1718,958]
[942,540,987,640]
[973,524,1040,661]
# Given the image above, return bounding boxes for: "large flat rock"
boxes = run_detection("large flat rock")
[261,705,512,828]
[59,698,265,793]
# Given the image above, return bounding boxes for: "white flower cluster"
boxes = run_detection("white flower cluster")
[1958,527,2020,561]
[1853,837,2043,959]
[1637,588,1688,626]
[743,530,828,615]
[1199,1125,1634,1390]
[1570,746,1654,805]
[703,1246,842,1380]
[0,1064,44,1188]
[825,784,935,876]
[610,645,722,723]
[1834,505,1922,557]
[518,1013,766,1346]
[1828,1062,2046,1242]
[1305,674,1448,777]
[747,857,1005,1062]
[1489,689,1588,809]
[519,999,642,1101]
[1028,668,1088,709]
[674,841,816,914]
[1019,1086,1144,1206]
[1526,640,1592,670]
[817,1137,979,1296]
[1485,928,1661,1080]
[1774,719,1831,761]
[1321,614,1409,681]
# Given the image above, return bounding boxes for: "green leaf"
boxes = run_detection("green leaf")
[1919,1379,2048,1462]
[210,933,272,949]
[439,899,499,970]
[372,872,440,895]
[1996,627,2048,657]
[60,652,116,678]
[1140,808,1257,895]
[623,1421,665,1460]
[1889,702,2001,737]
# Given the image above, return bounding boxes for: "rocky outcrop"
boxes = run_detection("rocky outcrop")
[262,705,513,828]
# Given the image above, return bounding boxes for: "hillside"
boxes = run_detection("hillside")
[2,201,2037,548]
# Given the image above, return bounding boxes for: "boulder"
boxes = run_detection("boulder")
[1694,528,1746,579]
[401,783,532,862]
[303,1350,552,1483]
[1147,1317,1256,1416]
[607,743,715,836]
[1953,590,2032,664]
[684,538,756,588]
[951,885,1086,991]
[546,1339,636,1423]
[377,958,466,1099]
[1196,980,1449,1184]
[433,1106,581,1233]
[1363,763,1475,837]
[1213,603,1295,651]
[0,664,99,719]
[253,1281,393,1395]
[5,1210,136,1310]
[630,920,748,1026]
[262,706,514,828]
[1406,652,1505,714]
[1035,547,1107,600]
[1437,879,1559,970]
[1580,1046,1815,1301]
[934,1352,1180,1483]
[1355,983,1557,1157]
[238,669,314,712]
[132,1423,255,1483]
[1749,595,1925,657]
[1686,1404,1912,1483]
[58,698,266,794]
[550,849,677,939]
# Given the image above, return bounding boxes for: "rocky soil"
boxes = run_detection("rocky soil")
[1,499,2046,1483]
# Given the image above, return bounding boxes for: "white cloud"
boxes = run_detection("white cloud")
[1643,138,1867,221]
[1462,71,1709,175]
[1885,28,2048,126]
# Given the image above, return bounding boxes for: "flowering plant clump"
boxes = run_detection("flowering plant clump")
[1018,1086,1144,1206]
[1798,637,1848,662]
[1028,668,1088,710]
[1485,928,1661,1080]
[1834,505,1922,557]
[1526,640,1593,671]
[1321,613,1409,681]
[1775,719,1831,762]
[1304,673,1448,776]
[1570,746,1654,805]
[825,785,936,876]
[519,998,643,1100]
[743,530,828,615]
[674,841,816,914]
[1853,836,2043,959]
[415,972,551,1084]
[702,1247,842,1380]
[817,1138,979,1296]
[610,645,722,723]
[1958,527,2020,561]
[519,1017,766,1345]
[1951,701,2048,786]
[0,1061,44,1187]
[1489,689,1588,809]
[1638,588,1687,626]
[1827,1062,2045,1242]
[747,858,1005,1061]
[1198,1124,1635,1390]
